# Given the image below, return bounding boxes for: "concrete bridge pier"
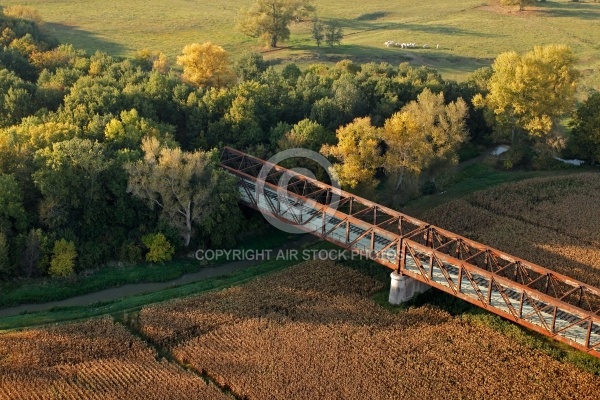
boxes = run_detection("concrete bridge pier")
[388,271,431,305]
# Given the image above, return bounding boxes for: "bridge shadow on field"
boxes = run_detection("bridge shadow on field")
[43,22,127,55]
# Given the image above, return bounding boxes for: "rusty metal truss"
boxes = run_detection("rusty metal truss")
[220,146,600,358]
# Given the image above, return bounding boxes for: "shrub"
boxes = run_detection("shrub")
[142,233,175,263]
[48,239,77,277]
[119,241,143,264]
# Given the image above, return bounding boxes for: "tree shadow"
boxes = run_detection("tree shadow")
[325,17,503,38]
[535,1,600,20]
[43,22,127,55]
[285,44,492,74]
[356,11,389,21]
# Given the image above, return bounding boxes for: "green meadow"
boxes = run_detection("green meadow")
[2,0,600,88]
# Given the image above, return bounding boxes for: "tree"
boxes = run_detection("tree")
[0,232,10,276]
[142,233,175,263]
[2,5,44,25]
[0,173,27,236]
[475,45,579,148]
[277,118,334,151]
[176,42,235,88]
[382,88,468,189]
[325,22,343,48]
[125,137,238,247]
[0,69,35,128]
[501,0,536,11]
[20,229,48,277]
[234,51,268,81]
[321,117,382,189]
[568,92,600,164]
[311,18,324,48]
[34,139,110,231]
[237,0,315,48]
[49,239,77,277]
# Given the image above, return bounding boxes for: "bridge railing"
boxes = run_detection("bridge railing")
[220,146,600,358]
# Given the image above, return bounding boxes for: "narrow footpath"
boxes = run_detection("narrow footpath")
[0,234,318,318]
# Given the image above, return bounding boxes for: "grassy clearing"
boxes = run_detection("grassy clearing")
[0,224,298,308]
[3,0,599,89]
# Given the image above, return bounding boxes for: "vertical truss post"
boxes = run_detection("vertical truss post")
[585,320,593,349]
[370,231,375,253]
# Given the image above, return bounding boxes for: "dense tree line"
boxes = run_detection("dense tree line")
[0,11,595,280]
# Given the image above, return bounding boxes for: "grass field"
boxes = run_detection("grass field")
[2,0,600,89]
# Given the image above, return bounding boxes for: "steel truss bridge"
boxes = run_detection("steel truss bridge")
[220,147,600,358]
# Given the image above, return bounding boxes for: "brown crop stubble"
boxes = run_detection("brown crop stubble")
[140,260,600,399]
[423,173,600,288]
[0,317,228,400]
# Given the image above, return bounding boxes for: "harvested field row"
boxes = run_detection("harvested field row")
[465,173,600,245]
[0,318,227,400]
[139,260,600,399]
[422,173,600,288]
[139,260,386,347]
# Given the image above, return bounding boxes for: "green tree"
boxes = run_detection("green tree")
[104,108,175,150]
[0,173,27,236]
[321,117,382,189]
[0,232,10,276]
[34,139,109,231]
[237,0,315,48]
[176,42,236,88]
[125,137,238,247]
[475,45,579,148]
[324,22,343,48]
[48,238,76,277]
[382,88,468,190]
[277,118,334,151]
[0,69,35,127]
[311,18,324,48]
[234,51,268,81]
[568,92,600,164]
[19,228,49,277]
[142,232,175,263]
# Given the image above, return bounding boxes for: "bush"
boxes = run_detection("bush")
[2,5,44,25]
[0,233,11,277]
[49,239,77,277]
[119,241,142,264]
[142,233,175,263]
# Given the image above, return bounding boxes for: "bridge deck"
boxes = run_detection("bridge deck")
[220,146,600,358]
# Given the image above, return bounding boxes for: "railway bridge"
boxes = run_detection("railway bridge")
[220,146,600,358]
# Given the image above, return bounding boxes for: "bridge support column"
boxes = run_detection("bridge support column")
[388,271,430,305]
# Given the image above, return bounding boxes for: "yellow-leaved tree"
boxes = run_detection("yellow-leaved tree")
[320,117,382,189]
[474,44,579,149]
[176,42,236,88]
[382,88,468,189]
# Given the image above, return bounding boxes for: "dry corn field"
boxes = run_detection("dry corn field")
[138,260,600,399]
[422,172,600,288]
[0,317,227,399]
[3,172,600,400]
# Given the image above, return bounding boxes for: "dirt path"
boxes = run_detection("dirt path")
[0,234,318,318]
